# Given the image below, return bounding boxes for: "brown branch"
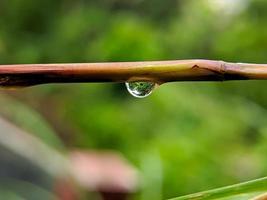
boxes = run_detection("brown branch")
[0,60,267,87]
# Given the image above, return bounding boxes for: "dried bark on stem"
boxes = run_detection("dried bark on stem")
[0,59,267,87]
[251,193,267,200]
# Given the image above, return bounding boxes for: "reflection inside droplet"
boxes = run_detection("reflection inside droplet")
[125,81,156,98]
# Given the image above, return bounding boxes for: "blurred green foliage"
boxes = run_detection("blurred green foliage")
[1,0,267,199]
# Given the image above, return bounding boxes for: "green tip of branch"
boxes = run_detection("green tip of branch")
[168,177,267,200]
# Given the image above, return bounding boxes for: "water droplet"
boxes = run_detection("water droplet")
[125,81,156,98]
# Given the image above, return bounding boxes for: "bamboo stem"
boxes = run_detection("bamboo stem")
[168,177,267,200]
[0,60,267,87]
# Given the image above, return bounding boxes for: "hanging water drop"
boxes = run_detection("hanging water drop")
[125,81,156,98]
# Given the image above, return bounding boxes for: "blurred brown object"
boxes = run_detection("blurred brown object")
[69,150,139,200]
[0,113,139,200]
[54,178,78,200]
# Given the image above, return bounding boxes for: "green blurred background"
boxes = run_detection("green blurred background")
[1,0,267,199]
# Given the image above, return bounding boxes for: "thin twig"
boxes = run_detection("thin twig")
[0,60,267,87]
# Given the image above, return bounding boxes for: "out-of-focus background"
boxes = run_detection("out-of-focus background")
[0,0,267,199]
